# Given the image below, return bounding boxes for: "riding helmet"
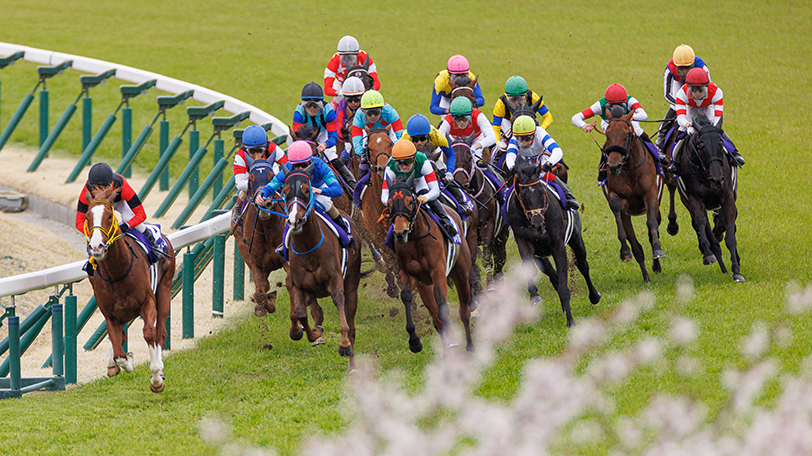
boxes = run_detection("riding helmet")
[392,139,417,160]
[287,141,313,164]
[446,55,470,75]
[341,77,366,97]
[449,97,473,116]
[505,76,528,96]
[87,163,114,189]
[512,115,536,136]
[605,83,628,104]
[361,90,385,109]
[406,114,431,136]
[242,125,269,149]
[301,82,324,100]
[686,68,710,87]
[672,44,695,66]
[337,35,360,54]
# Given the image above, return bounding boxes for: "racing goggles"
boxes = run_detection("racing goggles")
[345,95,362,104]
[452,114,472,123]
[516,135,535,143]
[410,134,429,143]
[507,94,526,105]
[302,100,323,110]
[396,158,415,167]
[365,108,382,117]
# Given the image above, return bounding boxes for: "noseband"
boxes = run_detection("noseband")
[513,173,549,233]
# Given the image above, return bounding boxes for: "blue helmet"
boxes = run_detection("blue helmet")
[406,114,431,136]
[242,125,269,149]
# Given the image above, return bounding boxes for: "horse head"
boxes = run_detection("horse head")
[291,123,320,143]
[505,102,541,140]
[452,134,477,186]
[282,164,315,233]
[365,126,394,173]
[249,159,276,218]
[346,62,374,90]
[84,184,122,261]
[513,155,548,233]
[386,174,418,244]
[691,115,728,190]
[603,110,636,176]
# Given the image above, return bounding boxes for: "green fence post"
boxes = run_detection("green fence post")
[65,110,119,183]
[39,87,48,149]
[153,143,210,218]
[213,233,226,318]
[83,96,92,152]
[0,92,35,153]
[0,308,50,377]
[233,236,245,301]
[0,52,26,127]
[159,120,170,191]
[186,101,225,199]
[65,293,77,384]
[139,133,184,201]
[156,91,194,192]
[183,250,195,339]
[121,106,132,177]
[200,176,235,222]
[9,312,20,390]
[213,137,224,197]
[52,300,64,377]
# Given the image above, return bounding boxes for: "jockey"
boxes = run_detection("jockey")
[232,125,289,223]
[323,35,380,101]
[75,162,161,251]
[571,83,653,181]
[256,141,354,246]
[492,75,553,148]
[293,82,357,192]
[335,77,367,163]
[381,140,458,237]
[671,68,744,172]
[429,55,485,116]
[351,89,404,184]
[656,44,711,149]
[402,114,473,215]
[507,115,579,210]
[438,97,496,161]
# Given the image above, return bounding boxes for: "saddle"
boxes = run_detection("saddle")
[128,224,170,264]
[280,210,352,278]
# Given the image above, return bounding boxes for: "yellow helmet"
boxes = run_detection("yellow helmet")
[392,139,417,160]
[673,44,695,66]
[361,90,385,109]
[512,115,537,136]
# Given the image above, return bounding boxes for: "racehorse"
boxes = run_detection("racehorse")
[674,115,744,282]
[506,156,601,327]
[659,119,682,236]
[452,140,509,289]
[602,109,665,282]
[346,62,375,91]
[83,185,175,392]
[232,160,285,316]
[279,166,363,370]
[386,175,475,353]
[355,126,400,298]
[291,123,353,214]
[448,73,478,110]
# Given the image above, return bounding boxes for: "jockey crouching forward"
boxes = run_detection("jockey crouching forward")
[335,77,367,164]
[572,83,654,182]
[656,44,711,150]
[351,89,404,186]
[381,140,458,237]
[493,75,554,149]
[324,35,380,104]
[438,97,496,163]
[508,115,579,210]
[294,82,357,192]
[430,54,485,115]
[403,114,474,215]
[671,68,744,174]
[232,125,288,224]
[255,141,354,246]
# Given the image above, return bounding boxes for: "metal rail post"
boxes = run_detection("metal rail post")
[65,290,77,384]
[156,91,194,192]
[186,101,224,199]
[51,294,63,377]
[233,236,245,301]
[0,51,26,127]
[182,248,195,339]
[36,61,73,151]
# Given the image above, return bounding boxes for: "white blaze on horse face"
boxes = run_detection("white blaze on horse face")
[88,205,106,251]
[376,137,382,144]
[288,204,299,226]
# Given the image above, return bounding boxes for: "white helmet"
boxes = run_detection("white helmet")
[337,35,359,54]
[341,77,366,96]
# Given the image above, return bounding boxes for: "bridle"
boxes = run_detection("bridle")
[284,171,326,255]
[603,118,647,171]
[686,125,726,178]
[452,142,488,198]
[365,129,393,174]
[512,172,549,234]
[83,199,134,282]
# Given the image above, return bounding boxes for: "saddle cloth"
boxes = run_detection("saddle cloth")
[281,210,351,278]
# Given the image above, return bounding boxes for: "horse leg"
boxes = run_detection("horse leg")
[537,257,559,290]
[300,293,324,345]
[328,276,352,357]
[105,319,128,376]
[645,192,665,272]
[451,248,474,353]
[385,265,400,299]
[609,195,633,262]
[721,200,744,282]
[667,183,679,236]
[286,281,305,341]
[140,295,164,392]
[551,245,574,327]
[417,282,451,350]
[570,233,602,305]
[515,238,541,305]
[621,214,650,283]
[686,198,717,266]
[398,274,422,353]
[309,300,325,329]
[343,284,359,371]
[250,264,275,317]
[493,227,509,281]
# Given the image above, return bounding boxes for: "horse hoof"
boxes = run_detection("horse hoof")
[290,327,304,341]
[590,292,602,305]
[107,365,120,377]
[733,274,746,283]
[149,381,165,393]
[653,250,666,259]
[470,308,480,319]
[620,251,632,262]
[530,296,543,306]
[667,223,679,236]
[703,255,717,265]
[386,284,399,299]
[567,319,576,328]
[253,305,268,317]
[338,345,353,357]
[311,337,326,347]
[448,341,460,349]
[409,339,423,353]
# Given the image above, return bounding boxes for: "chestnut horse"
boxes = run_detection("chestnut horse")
[602,110,665,282]
[279,166,362,370]
[83,186,175,392]
[232,159,285,316]
[674,116,744,282]
[506,156,601,327]
[386,176,475,353]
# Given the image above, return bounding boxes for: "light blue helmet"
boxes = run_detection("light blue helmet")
[406,114,431,136]
[242,125,269,149]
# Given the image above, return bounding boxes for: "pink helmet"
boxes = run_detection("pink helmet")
[287,141,313,164]
[605,83,628,104]
[447,54,470,75]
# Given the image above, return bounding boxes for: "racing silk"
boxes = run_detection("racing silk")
[323,51,380,97]
[663,56,710,108]
[492,90,553,137]
[380,152,440,205]
[430,70,486,115]
[292,103,338,148]
[75,174,145,233]
[334,98,357,142]
[676,82,723,130]
[259,157,343,199]
[505,126,562,171]
[351,104,404,156]
[571,96,648,136]
[402,126,455,171]
[233,142,288,192]
[438,109,497,150]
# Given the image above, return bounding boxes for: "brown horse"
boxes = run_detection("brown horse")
[291,124,353,214]
[355,126,400,298]
[83,185,175,392]
[232,160,285,316]
[602,110,665,282]
[279,167,362,371]
[386,175,475,353]
[451,140,509,289]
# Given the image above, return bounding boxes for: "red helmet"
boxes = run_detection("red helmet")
[686,68,709,87]
[605,83,627,104]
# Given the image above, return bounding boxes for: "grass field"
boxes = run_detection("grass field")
[1,0,812,454]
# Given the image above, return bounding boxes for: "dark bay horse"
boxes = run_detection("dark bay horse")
[83,186,175,392]
[452,140,509,289]
[674,116,744,282]
[280,166,362,370]
[232,159,285,316]
[602,110,665,282]
[386,176,475,353]
[346,63,375,91]
[506,156,601,327]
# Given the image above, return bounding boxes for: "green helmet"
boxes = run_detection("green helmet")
[512,115,536,136]
[449,97,473,116]
[361,90,385,109]
[505,76,528,96]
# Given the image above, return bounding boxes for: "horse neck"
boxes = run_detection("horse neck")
[290,209,323,252]
[97,236,133,278]
[409,206,435,243]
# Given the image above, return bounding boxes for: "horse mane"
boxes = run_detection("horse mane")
[608,104,626,120]
[292,123,318,141]
[89,183,119,203]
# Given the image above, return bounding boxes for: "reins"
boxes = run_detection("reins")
[512,174,549,223]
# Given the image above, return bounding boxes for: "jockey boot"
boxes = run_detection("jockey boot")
[447,183,474,215]
[553,176,579,210]
[330,214,356,247]
[721,132,745,166]
[353,158,370,206]
[477,158,506,178]
[597,154,607,182]
[331,158,357,194]
[144,229,162,253]
[730,149,745,167]
[428,199,458,238]
[231,193,245,225]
